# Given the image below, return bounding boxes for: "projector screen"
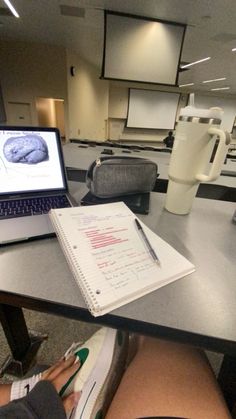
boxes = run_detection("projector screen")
[102,11,186,85]
[127,89,180,129]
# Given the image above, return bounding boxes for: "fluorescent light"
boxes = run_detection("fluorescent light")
[3,0,19,18]
[202,77,226,83]
[232,48,236,51]
[181,57,211,69]
[179,83,194,87]
[211,87,230,91]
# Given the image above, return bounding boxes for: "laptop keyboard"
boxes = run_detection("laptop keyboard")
[0,195,71,220]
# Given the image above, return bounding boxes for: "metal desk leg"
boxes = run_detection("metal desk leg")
[0,304,47,377]
[218,354,236,415]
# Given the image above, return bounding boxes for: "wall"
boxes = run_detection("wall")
[0,39,108,142]
[67,51,109,141]
[1,39,234,146]
[55,100,66,139]
[0,40,69,136]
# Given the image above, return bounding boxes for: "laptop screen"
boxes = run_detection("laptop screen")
[0,127,68,196]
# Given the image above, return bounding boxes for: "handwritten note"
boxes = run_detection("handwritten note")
[50,202,195,316]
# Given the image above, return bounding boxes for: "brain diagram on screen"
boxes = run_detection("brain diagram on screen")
[3,134,49,164]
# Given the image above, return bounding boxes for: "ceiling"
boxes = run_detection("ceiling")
[1,0,236,95]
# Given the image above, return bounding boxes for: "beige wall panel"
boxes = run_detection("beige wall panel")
[0,40,69,138]
[67,52,109,141]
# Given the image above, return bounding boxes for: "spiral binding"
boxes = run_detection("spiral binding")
[50,210,100,315]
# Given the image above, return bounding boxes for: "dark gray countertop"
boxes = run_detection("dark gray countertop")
[0,187,235,354]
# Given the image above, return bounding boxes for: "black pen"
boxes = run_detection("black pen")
[135,218,161,265]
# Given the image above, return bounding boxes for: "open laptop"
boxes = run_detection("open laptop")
[0,126,75,245]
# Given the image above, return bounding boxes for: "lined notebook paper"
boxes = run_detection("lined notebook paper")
[49,202,195,317]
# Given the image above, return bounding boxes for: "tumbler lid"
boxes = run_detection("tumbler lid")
[179,94,223,122]
[179,105,223,119]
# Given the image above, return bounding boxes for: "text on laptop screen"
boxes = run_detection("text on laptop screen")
[0,129,66,194]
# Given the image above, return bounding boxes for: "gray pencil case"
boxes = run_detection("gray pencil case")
[86,156,158,198]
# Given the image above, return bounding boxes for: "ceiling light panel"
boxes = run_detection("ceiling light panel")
[179,83,194,87]
[180,57,211,69]
[202,77,226,83]
[211,87,230,91]
[3,0,19,18]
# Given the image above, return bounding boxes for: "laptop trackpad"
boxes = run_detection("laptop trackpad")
[0,215,54,244]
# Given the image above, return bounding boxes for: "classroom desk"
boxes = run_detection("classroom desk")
[1,187,235,354]
[0,181,236,407]
[63,142,236,189]
[0,183,236,405]
[64,142,171,178]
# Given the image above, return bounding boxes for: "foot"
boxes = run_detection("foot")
[62,327,128,419]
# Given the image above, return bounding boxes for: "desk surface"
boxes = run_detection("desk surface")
[0,184,235,355]
[63,143,236,188]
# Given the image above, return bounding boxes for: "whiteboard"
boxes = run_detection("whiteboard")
[193,95,236,132]
[127,89,180,129]
[102,12,186,85]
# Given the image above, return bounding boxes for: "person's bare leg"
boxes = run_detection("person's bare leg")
[106,337,231,419]
[0,384,11,406]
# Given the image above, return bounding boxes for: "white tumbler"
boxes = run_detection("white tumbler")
[165,102,230,215]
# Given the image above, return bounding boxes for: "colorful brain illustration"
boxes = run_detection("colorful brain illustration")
[3,134,49,164]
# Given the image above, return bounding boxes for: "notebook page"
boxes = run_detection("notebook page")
[50,202,195,316]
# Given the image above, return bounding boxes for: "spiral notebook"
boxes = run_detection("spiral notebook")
[49,202,195,317]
